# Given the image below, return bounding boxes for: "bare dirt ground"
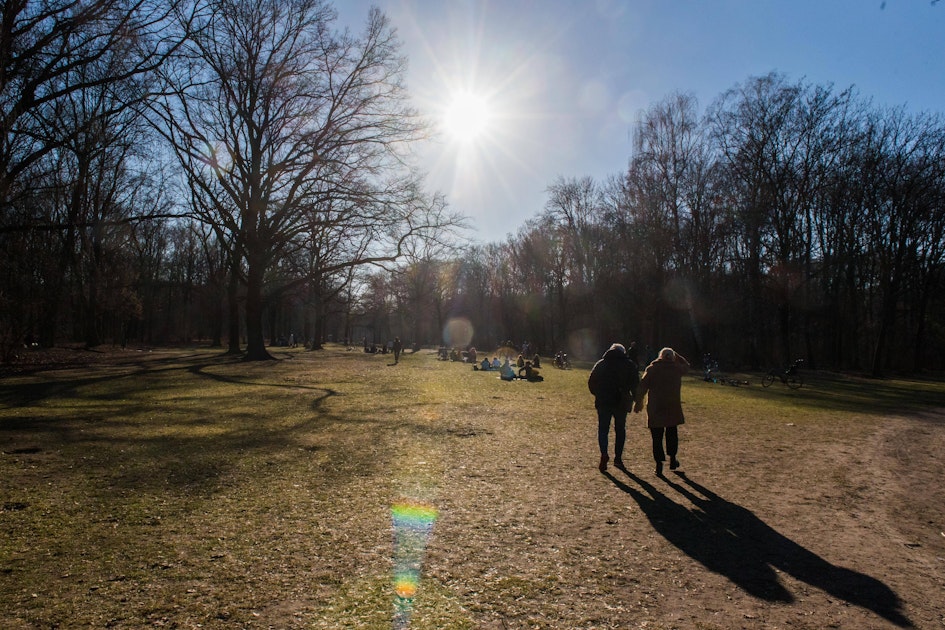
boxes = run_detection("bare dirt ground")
[422,407,944,629]
[387,357,945,629]
[2,346,944,629]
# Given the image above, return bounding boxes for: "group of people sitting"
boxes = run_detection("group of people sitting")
[475,355,503,371]
[473,352,544,382]
[437,346,476,362]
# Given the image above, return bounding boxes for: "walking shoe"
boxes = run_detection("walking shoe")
[614,458,625,470]
[670,457,680,470]
[655,461,663,476]
[599,454,609,472]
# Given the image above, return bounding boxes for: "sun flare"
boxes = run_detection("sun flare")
[441,90,492,144]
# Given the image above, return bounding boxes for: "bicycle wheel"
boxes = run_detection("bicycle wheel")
[762,373,775,388]
[786,374,803,389]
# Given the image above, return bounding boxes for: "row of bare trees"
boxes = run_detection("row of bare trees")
[1,0,188,358]
[365,74,945,375]
[2,2,943,375]
[1,0,462,361]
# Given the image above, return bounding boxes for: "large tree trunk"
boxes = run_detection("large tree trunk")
[244,260,272,360]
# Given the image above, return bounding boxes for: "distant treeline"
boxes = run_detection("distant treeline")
[375,74,945,375]
[1,0,942,375]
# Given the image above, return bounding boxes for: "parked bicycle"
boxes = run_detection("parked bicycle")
[702,354,750,386]
[553,351,571,369]
[762,359,804,389]
[702,354,720,382]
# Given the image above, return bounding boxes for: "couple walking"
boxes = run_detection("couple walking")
[588,343,690,475]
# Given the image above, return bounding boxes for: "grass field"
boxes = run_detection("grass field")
[1,345,944,629]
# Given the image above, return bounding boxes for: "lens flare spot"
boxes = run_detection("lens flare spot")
[392,499,439,629]
[392,500,439,526]
[443,317,474,348]
[394,579,417,599]
[567,328,598,361]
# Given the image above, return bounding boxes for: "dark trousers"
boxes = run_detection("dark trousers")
[649,426,679,462]
[597,407,627,459]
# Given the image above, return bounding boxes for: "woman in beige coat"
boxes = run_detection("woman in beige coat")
[634,347,690,475]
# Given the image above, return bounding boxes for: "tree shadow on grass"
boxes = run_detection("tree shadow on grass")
[0,355,344,495]
[0,351,217,407]
[605,470,912,628]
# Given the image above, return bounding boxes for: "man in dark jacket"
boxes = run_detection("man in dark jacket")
[588,343,639,472]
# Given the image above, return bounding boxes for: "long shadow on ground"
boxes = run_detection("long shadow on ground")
[606,470,912,628]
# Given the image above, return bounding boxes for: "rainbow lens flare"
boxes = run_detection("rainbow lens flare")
[391,500,438,629]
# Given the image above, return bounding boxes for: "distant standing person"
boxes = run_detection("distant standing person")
[634,347,690,475]
[392,337,403,363]
[588,343,639,472]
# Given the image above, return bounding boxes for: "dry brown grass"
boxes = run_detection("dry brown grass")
[1,346,944,628]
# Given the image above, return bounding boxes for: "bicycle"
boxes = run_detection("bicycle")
[702,354,720,382]
[553,351,571,369]
[702,354,750,386]
[762,359,804,389]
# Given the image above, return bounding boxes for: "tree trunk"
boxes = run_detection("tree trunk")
[83,227,102,348]
[309,290,325,350]
[244,260,272,360]
[870,292,897,377]
[209,287,223,348]
[226,261,241,354]
[911,268,939,372]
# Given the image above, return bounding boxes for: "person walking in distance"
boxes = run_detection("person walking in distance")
[392,337,403,363]
[588,343,639,472]
[634,347,690,475]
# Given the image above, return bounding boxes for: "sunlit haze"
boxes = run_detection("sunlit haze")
[337,0,945,244]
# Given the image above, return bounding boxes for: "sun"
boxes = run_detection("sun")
[441,90,493,145]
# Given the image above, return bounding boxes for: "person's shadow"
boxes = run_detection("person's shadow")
[605,470,912,627]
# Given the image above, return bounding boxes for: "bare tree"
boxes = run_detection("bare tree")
[625,92,732,355]
[860,107,945,374]
[0,0,191,216]
[153,0,460,359]
[0,0,191,354]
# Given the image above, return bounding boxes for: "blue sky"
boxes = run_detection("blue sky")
[337,1,945,244]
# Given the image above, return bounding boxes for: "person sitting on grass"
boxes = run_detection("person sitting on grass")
[500,358,516,381]
[518,361,543,382]
[479,357,492,371]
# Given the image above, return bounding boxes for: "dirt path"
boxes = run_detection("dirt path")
[424,396,945,629]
